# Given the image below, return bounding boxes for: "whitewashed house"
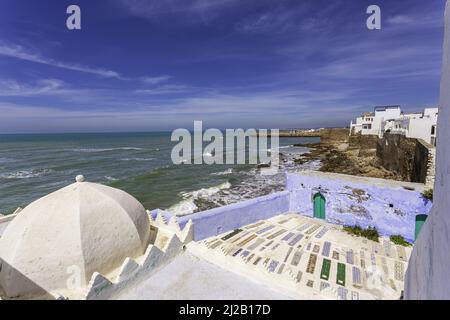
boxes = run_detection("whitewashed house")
[381,108,438,145]
[407,108,438,146]
[350,105,401,137]
[350,106,438,145]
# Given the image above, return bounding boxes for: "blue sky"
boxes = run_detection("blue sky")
[0,0,446,133]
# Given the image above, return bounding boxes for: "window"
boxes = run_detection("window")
[431,125,436,135]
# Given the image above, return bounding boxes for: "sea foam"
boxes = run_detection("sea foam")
[71,147,144,153]
[0,169,54,180]
[168,181,231,216]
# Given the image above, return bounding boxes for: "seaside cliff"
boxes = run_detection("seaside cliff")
[294,128,433,184]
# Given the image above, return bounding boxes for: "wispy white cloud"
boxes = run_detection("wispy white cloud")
[0,79,65,96]
[234,5,312,35]
[140,75,171,85]
[386,11,443,29]
[0,43,121,78]
[387,15,415,25]
[135,84,189,95]
[0,84,364,132]
[0,42,173,85]
[117,0,240,24]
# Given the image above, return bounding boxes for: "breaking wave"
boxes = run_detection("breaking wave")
[168,181,231,216]
[71,147,144,153]
[211,168,233,176]
[120,158,154,162]
[104,176,118,181]
[0,169,54,180]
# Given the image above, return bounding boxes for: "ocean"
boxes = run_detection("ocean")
[0,132,320,215]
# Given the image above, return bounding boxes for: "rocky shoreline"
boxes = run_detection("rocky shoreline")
[293,129,403,180]
[190,128,406,215]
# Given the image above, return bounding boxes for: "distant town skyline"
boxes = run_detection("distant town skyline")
[0,0,445,133]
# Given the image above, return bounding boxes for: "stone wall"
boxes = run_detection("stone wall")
[376,133,416,181]
[319,128,350,144]
[376,133,435,185]
[412,139,436,188]
[348,134,378,151]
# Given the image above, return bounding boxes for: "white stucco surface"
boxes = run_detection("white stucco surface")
[0,214,16,238]
[115,251,292,300]
[405,0,450,299]
[0,178,150,298]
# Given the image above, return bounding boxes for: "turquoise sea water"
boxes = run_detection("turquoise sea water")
[0,132,319,215]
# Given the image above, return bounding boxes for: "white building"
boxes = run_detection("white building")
[350,105,401,137]
[407,108,438,146]
[350,106,438,145]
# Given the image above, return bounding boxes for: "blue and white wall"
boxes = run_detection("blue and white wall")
[152,191,291,241]
[152,171,431,242]
[287,172,431,242]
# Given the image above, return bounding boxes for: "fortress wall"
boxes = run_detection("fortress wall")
[376,133,435,185]
[412,139,436,187]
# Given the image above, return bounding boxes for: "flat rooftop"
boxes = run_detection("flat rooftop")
[190,213,411,300]
[115,252,292,300]
[115,213,411,300]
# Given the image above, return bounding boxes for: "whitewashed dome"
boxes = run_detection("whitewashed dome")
[0,176,150,298]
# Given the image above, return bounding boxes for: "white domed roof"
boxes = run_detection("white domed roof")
[0,176,150,298]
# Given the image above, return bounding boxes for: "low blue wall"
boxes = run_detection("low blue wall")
[173,191,290,241]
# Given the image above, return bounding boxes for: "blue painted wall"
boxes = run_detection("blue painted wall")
[287,173,432,241]
[152,191,290,241]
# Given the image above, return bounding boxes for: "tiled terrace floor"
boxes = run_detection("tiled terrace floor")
[196,213,412,300]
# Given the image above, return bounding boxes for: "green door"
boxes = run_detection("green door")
[313,193,326,219]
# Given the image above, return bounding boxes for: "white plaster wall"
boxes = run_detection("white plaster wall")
[405,0,450,299]
[0,215,16,238]
[382,108,402,119]
[362,107,401,136]
[374,108,400,135]
[407,117,436,144]
[423,108,439,117]
[176,191,290,241]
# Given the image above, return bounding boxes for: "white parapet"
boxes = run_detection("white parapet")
[404,0,450,299]
[81,212,189,300]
